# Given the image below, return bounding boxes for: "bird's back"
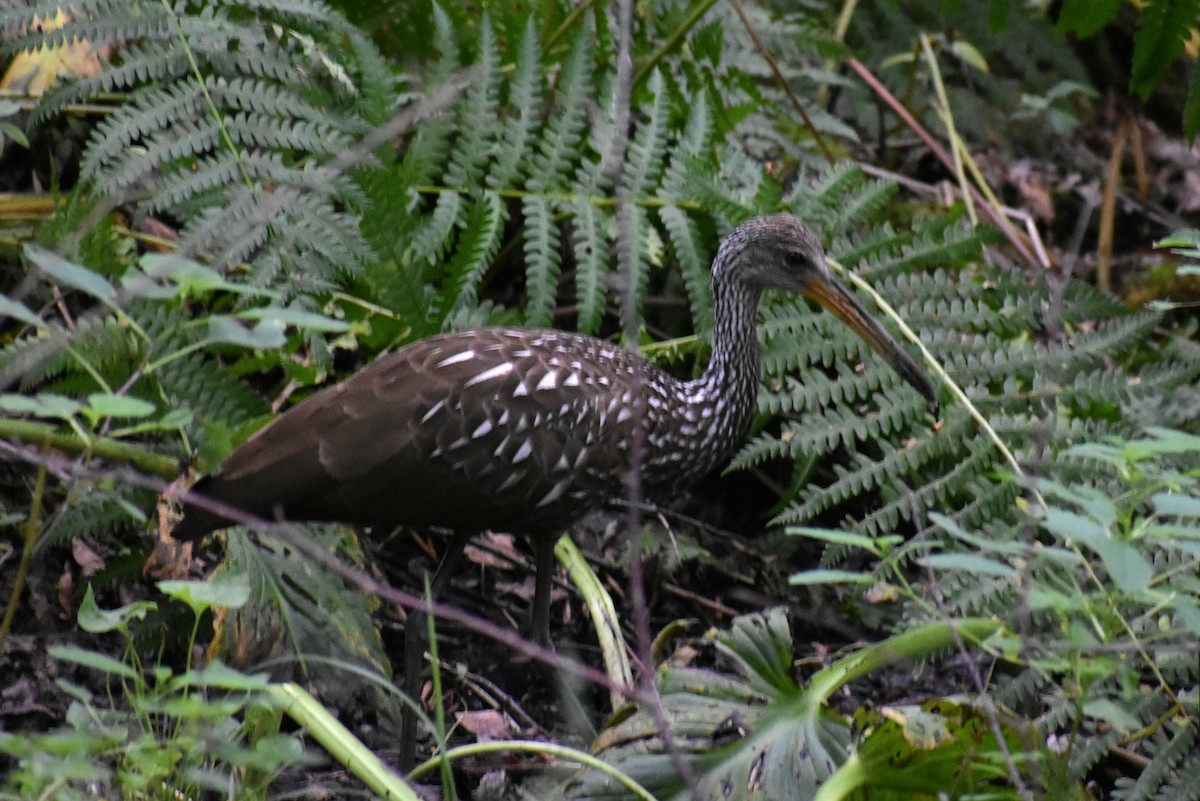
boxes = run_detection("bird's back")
[172,327,694,539]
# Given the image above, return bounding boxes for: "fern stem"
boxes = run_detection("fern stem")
[828,257,1047,510]
[727,0,835,163]
[412,184,699,211]
[544,0,606,52]
[919,35,1041,267]
[415,742,659,799]
[0,418,179,479]
[0,443,46,653]
[159,0,255,194]
[845,58,1039,266]
[918,33,977,227]
[631,0,720,90]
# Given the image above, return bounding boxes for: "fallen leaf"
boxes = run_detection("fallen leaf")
[72,538,105,575]
[456,709,514,741]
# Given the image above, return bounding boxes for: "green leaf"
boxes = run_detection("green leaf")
[790,569,875,585]
[77,585,157,634]
[1082,699,1140,733]
[1,119,29,148]
[788,526,901,553]
[920,553,1016,577]
[0,392,83,421]
[1152,492,1200,518]
[834,699,1049,800]
[207,316,287,349]
[571,609,849,800]
[175,661,272,692]
[84,393,157,421]
[130,254,274,299]
[236,305,351,333]
[158,573,251,616]
[26,247,116,300]
[1185,68,1200,143]
[948,40,989,74]
[0,293,44,327]
[49,645,139,680]
[1041,509,1152,595]
[1173,595,1200,635]
[1057,0,1122,37]
[1130,0,1200,99]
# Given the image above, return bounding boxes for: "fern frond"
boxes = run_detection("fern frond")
[446,12,499,193]
[487,17,542,191]
[438,192,505,325]
[521,195,562,328]
[570,196,608,335]
[527,23,592,192]
[1112,722,1196,801]
[408,191,464,268]
[660,93,715,339]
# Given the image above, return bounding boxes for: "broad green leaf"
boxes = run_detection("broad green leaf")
[948,40,988,74]
[1038,508,1105,543]
[1056,0,1121,37]
[1154,228,1200,254]
[787,526,901,553]
[158,573,251,615]
[0,392,83,420]
[1039,509,1152,594]
[0,120,29,148]
[569,609,850,801]
[790,569,874,585]
[1172,595,1200,636]
[0,293,43,327]
[919,553,1016,577]
[49,645,139,680]
[207,316,287,349]
[1151,492,1200,518]
[26,246,115,299]
[84,393,157,420]
[175,661,272,692]
[237,305,351,333]
[1082,699,1140,733]
[1027,587,1087,612]
[134,254,275,298]
[77,585,156,633]
[829,699,1055,801]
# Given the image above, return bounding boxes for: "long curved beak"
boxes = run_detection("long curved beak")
[803,273,940,418]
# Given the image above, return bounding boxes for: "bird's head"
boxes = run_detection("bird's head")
[721,214,940,417]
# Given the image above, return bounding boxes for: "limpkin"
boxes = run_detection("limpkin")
[170,214,936,745]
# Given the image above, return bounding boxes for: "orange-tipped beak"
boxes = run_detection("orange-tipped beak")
[803,274,939,418]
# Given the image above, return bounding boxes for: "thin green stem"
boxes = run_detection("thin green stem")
[632,0,721,89]
[0,446,47,652]
[410,741,658,801]
[829,257,1047,511]
[0,417,179,478]
[159,0,255,192]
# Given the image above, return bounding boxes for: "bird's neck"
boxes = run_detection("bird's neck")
[680,279,763,461]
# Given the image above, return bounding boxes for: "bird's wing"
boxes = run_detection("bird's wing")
[180,329,656,534]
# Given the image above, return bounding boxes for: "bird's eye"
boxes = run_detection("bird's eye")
[784,251,809,268]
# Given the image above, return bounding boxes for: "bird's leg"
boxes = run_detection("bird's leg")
[530,533,557,645]
[400,528,472,771]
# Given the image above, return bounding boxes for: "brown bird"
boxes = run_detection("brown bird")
[170,213,937,763]
[172,214,937,632]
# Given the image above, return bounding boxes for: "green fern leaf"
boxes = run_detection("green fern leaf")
[487,17,543,191]
[570,196,608,335]
[439,192,505,325]
[522,195,561,328]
